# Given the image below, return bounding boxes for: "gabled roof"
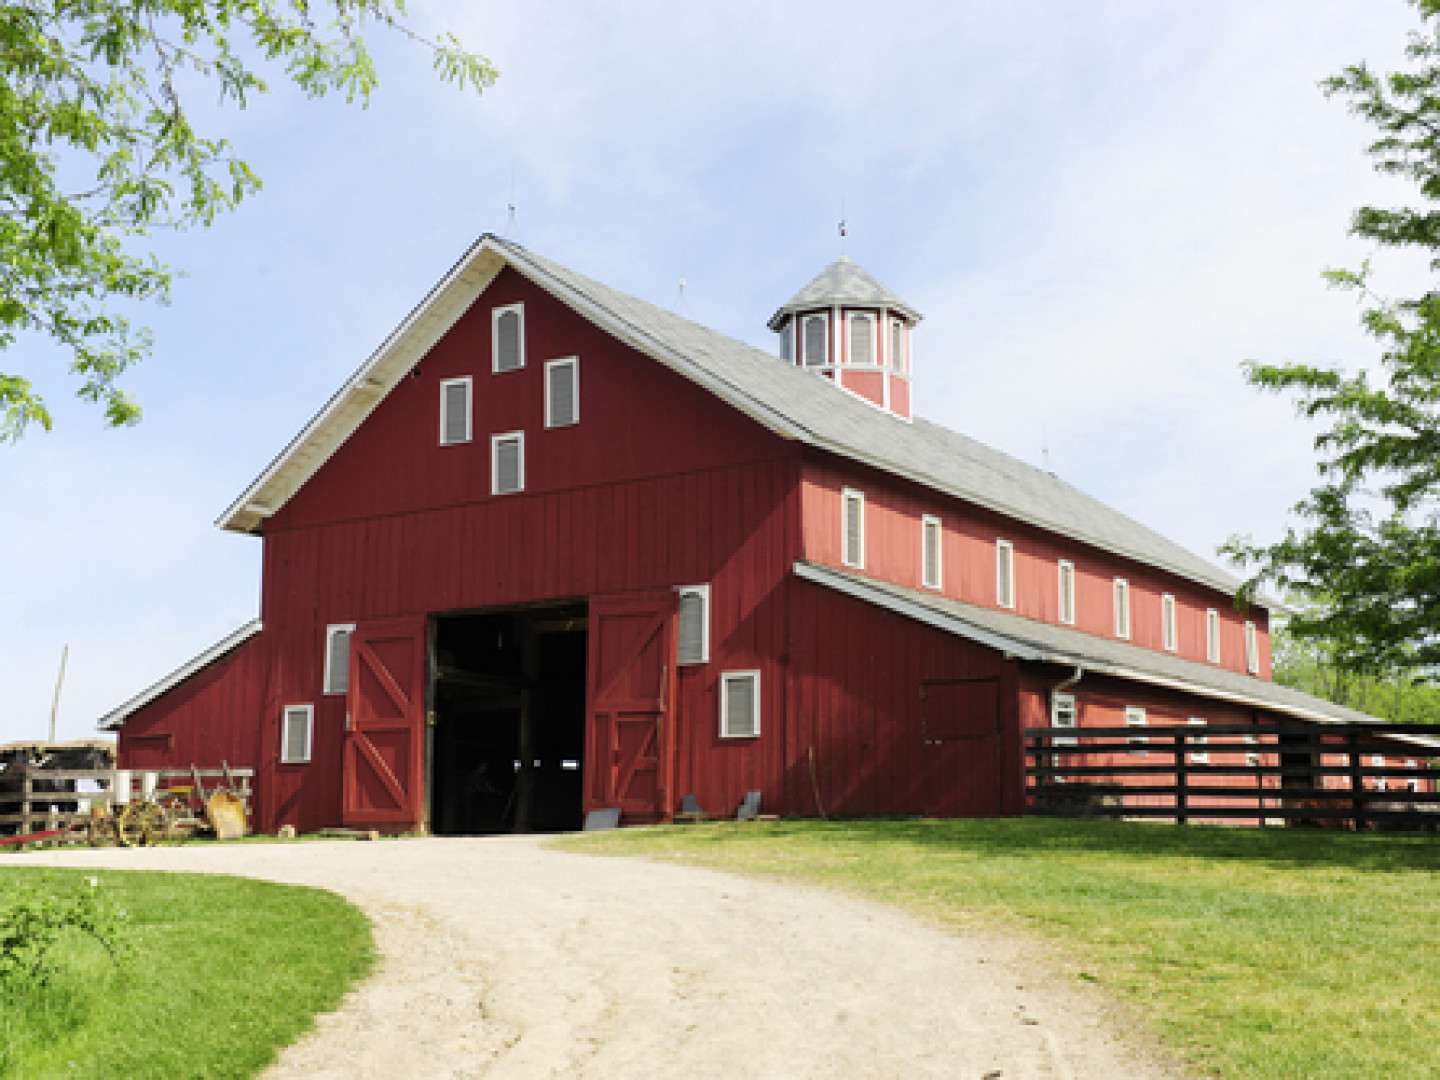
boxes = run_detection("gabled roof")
[218,235,1252,604]
[766,255,921,330]
[97,620,262,732]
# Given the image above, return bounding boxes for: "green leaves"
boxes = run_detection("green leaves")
[0,1,497,439]
[0,879,127,987]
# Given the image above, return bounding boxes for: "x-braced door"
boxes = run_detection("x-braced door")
[343,617,427,833]
[585,591,677,824]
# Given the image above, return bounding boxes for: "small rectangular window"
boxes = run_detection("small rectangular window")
[842,488,865,568]
[922,515,942,590]
[492,431,525,495]
[492,303,525,372]
[1114,578,1131,640]
[1207,609,1221,663]
[676,585,710,666]
[545,357,579,428]
[802,314,828,367]
[281,704,313,764]
[720,670,761,738]
[1162,594,1177,652]
[1058,560,1075,625]
[996,539,1015,609]
[1051,692,1077,747]
[1188,717,1209,764]
[1125,706,1147,753]
[891,319,905,373]
[848,313,875,365]
[439,378,472,446]
[323,623,355,696]
[1244,620,1259,674]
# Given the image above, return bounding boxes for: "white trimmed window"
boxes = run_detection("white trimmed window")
[802,314,828,367]
[891,318,905,373]
[439,378,472,446]
[1188,717,1209,764]
[492,302,525,372]
[921,515,943,590]
[545,357,579,428]
[1206,609,1221,663]
[281,704,313,765]
[492,431,525,495]
[1114,578,1131,640]
[1051,692,1077,747]
[720,671,761,738]
[1244,621,1259,674]
[323,623,355,696]
[1058,560,1076,625]
[848,312,876,365]
[1125,706,1147,753]
[996,539,1015,609]
[842,488,865,568]
[1162,594,1177,652]
[676,585,710,666]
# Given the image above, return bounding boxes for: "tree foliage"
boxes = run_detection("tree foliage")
[0,0,495,440]
[1224,0,1440,676]
[1270,611,1440,722]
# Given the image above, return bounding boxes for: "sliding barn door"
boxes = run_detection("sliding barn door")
[343,617,428,833]
[586,591,677,824]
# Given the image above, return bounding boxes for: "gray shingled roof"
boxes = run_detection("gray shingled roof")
[499,239,1250,602]
[766,255,921,330]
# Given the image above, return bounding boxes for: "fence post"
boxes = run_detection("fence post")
[1349,732,1366,831]
[1175,730,1188,825]
[20,771,32,841]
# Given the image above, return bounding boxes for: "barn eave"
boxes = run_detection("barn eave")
[96,619,263,732]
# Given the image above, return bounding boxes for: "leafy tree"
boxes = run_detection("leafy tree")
[0,1,495,441]
[1224,0,1440,677]
[1270,611,1440,722]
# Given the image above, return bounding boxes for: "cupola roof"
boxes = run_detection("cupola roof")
[767,255,921,330]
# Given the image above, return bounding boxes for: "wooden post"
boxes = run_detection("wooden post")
[1175,729,1189,825]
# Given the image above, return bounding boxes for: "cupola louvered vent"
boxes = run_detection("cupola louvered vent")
[439,379,471,445]
[850,315,873,365]
[677,586,709,665]
[493,304,524,372]
[803,315,827,367]
[546,358,578,428]
[492,432,524,495]
[721,671,760,738]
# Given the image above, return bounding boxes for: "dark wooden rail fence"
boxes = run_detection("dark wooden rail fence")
[1024,722,1440,829]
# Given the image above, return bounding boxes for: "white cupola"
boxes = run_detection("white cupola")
[768,256,921,420]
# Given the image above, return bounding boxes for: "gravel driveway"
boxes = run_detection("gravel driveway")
[10,837,1188,1079]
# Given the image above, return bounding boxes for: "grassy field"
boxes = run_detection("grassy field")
[0,867,373,1079]
[567,818,1440,1080]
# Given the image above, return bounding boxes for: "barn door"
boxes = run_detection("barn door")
[343,617,428,832]
[585,591,677,824]
[919,678,1002,817]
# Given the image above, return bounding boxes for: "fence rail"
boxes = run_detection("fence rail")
[0,766,253,840]
[1024,722,1440,830]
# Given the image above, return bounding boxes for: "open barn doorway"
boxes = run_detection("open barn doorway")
[429,601,587,834]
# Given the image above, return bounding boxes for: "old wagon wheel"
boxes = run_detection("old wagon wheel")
[117,800,164,847]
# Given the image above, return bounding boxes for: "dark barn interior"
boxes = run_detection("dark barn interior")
[430,602,587,834]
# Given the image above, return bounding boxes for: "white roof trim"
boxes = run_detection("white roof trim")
[96,620,262,731]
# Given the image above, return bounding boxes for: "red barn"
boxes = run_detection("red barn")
[97,236,1420,834]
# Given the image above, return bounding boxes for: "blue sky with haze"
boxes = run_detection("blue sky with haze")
[0,0,1424,744]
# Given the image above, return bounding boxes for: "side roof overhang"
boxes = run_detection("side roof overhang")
[96,620,262,732]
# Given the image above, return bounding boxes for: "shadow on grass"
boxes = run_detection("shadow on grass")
[690,816,1440,875]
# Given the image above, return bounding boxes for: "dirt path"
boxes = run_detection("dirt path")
[9,837,1188,1079]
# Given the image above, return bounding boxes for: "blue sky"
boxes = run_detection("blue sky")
[0,0,1425,745]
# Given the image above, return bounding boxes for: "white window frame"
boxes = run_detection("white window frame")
[1051,692,1078,747]
[1244,620,1259,674]
[1125,706,1148,753]
[491,302,526,372]
[544,357,580,429]
[280,703,314,765]
[491,430,525,495]
[1162,594,1177,652]
[847,311,877,365]
[921,514,943,590]
[676,584,710,666]
[323,623,355,696]
[1206,609,1221,664]
[1188,717,1209,764]
[842,488,865,569]
[890,317,906,374]
[996,539,1015,609]
[802,313,828,367]
[438,377,472,446]
[1114,578,1131,640]
[719,670,761,738]
[1058,560,1075,625]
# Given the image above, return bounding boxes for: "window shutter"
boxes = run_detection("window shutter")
[721,673,759,737]
[843,490,864,567]
[546,359,578,428]
[282,706,311,764]
[850,315,874,365]
[495,308,523,371]
[440,380,470,445]
[803,315,827,366]
[677,586,709,665]
[493,434,524,494]
[922,516,942,589]
[324,626,352,695]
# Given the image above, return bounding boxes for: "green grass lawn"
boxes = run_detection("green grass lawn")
[565,818,1440,1080]
[0,867,374,1079]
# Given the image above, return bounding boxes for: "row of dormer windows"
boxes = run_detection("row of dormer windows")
[839,488,1260,674]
